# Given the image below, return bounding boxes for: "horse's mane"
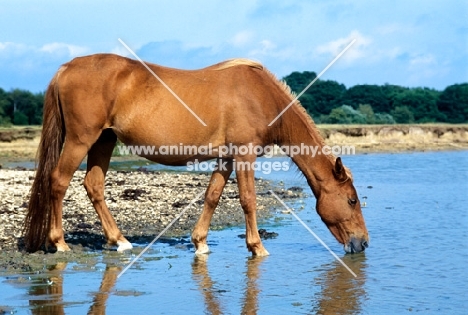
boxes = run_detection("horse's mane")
[262,68,339,164]
[211,58,263,71]
[270,74,354,177]
[263,62,354,178]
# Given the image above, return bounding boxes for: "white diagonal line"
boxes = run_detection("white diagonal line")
[117,190,205,279]
[269,190,357,278]
[268,39,356,126]
[118,38,207,127]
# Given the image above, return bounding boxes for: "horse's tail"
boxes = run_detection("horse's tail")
[24,67,66,252]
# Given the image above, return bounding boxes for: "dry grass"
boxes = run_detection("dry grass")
[318,124,468,153]
[0,137,40,158]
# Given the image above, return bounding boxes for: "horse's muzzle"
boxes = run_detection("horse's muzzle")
[344,236,369,254]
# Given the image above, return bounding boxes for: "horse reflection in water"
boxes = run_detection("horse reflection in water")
[27,262,67,315]
[192,254,367,314]
[27,262,120,315]
[87,265,121,315]
[192,255,265,315]
[311,254,368,315]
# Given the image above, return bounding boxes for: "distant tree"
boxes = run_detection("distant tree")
[1,69,464,126]
[323,106,348,124]
[283,71,317,92]
[357,104,375,124]
[322,105,366,124]
[342,84,391,113]
[6,89,43,125]
[0,88,11,125]
[305,80,346,116]
[374,113,395,124]
[392,88,442,122]
[283,72,346,117]
[381,84,408,110]
[391,106,414,123]
[322,103,396,124]
[437,83,468,123]
[13,111,29,125]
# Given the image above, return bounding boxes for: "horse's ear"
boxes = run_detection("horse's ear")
[333,157,348,182]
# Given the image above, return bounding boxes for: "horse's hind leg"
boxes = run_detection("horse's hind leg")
[49,141,93,251]
[192,159,233,254]
[83,129,132,251]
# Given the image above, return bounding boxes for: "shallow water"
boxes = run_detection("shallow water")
[1,151,467,314]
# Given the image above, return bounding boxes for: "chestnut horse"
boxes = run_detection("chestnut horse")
[24,54,369,255]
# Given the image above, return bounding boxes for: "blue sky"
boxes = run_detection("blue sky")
[1,0,467,92]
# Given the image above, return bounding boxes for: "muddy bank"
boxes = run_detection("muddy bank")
[0,169,304,271]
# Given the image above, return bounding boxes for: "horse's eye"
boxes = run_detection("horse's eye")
[348,198,357,206]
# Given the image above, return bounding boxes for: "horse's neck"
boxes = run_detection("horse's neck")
[279,111,333,197]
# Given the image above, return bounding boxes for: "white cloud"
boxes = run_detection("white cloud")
[40,43,89,57]
[406,53,441,86]
[230,31,254,47]
[245,39,299,65]
[0,42,30,56]
[409,53,437,67]
[0,42,18,50]
[315,30,372,64]
[376,23,416,35]
[384,47,404,60]
[249,39,276,56]
[0,41,89,59]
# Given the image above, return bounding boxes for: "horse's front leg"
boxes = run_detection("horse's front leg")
[235,155,269,256]
[192,159,232,254]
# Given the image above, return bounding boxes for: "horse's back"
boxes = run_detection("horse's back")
[53,54,290,152]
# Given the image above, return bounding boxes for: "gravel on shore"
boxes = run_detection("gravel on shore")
[0,169,305,254]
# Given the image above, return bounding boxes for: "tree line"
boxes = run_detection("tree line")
[0,72,467,126]
[0,88,44,126]
[283,71,468,124]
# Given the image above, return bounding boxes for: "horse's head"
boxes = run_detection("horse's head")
[316,157,369,253]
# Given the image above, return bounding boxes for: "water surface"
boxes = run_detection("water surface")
[1,151,467,314]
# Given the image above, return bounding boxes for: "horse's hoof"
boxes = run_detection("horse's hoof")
[195,244,210,255]
[117,241,133,252]
[56,243,71,252]
[253,248,270,257]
